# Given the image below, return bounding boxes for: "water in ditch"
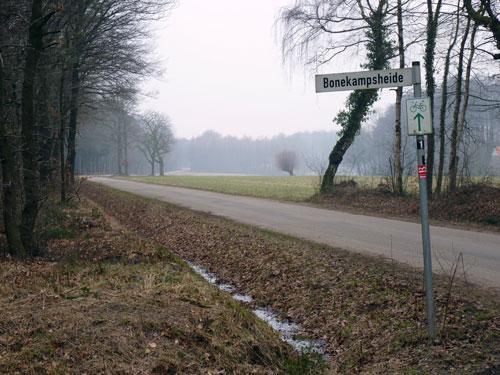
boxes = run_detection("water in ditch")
[187,261,326,355]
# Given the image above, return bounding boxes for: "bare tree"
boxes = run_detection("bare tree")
[464,0,500,60]
[449,21,480,192]
[304,152,327,190]
[138,111,174,176]
[0,0,174,256]
[276,150,298,176]
[424,0,443,198]
[393,0,405,195]
[279,0,394,193]
[62,0,169,188]
[448,16,473,192]
[436,1,462,195]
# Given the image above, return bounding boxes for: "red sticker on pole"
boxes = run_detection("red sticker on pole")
[418,165,427,179]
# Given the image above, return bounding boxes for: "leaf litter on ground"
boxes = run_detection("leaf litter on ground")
[82,181,500,373]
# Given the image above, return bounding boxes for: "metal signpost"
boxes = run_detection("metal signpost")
[408,61,436,339]
[315,61,436,339]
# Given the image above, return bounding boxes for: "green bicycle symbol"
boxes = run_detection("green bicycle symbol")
[410,101,426,113]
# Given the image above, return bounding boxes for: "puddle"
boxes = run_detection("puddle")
[218,284,235,293]
[187,261,326,355]
[189,263,218,284]
[233,294,253,303]
[253,308,325,354]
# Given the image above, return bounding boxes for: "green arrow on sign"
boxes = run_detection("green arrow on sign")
[414,113,424,132]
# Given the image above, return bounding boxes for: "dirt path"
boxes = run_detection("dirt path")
[90,177,500,289]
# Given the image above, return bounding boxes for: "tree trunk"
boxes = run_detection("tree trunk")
[0,56,26,257]
[448,17,471,193]
[117,122,123,175]
[436,2,461,195]
[65,62,80,190]
[20,0,44,255]
[455,24,478,186]
[123,120,129,176]
[393,0,405,194]
[159,157,164,176]
[59,67,66,202]
[38,70,53,184]
[321,90,379,193]
[424,0,442,198]
[151,160,155,176]
[321,1,390,192]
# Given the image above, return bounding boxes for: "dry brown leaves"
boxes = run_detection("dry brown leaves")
[82,182,500,373]
[0,201,294,374]
[313,183,500,231]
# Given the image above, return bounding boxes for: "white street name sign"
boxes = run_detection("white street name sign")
[315,68,413,93]
[407,97,432,136]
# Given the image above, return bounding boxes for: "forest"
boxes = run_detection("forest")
[0,0,174,257]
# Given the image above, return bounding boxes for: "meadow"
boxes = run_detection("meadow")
[122,174,499,202]
[123,175,398,201]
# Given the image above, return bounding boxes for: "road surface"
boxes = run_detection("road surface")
[90,177,500,289]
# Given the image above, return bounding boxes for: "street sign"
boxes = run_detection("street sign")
[313,61,437,340]
[315,68,413,93]
[407,97,432,136]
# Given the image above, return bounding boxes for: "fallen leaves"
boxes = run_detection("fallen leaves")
[0,200,300,374]
[82,182,500,373]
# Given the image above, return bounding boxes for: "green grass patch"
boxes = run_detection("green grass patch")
[122,175,500,202]
[124,175,320,201]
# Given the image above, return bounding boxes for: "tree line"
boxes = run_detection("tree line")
[75,86,498,179]
[278,0,500,195]
[0,0,174,257]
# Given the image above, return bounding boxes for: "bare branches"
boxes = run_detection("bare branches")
[138,111,175,176]
[278,0,371,69]
[464,0,500,58]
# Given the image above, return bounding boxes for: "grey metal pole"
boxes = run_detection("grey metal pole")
[412,61,436,340]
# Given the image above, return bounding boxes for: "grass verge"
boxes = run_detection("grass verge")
[0,201,323,374]
[123,175,318,201]
[82,181,500,373]
[119,175,500,230]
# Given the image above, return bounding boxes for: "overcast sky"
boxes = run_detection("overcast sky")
[140,0,398,139]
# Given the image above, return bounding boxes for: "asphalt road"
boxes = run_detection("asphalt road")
[90,177,500,289]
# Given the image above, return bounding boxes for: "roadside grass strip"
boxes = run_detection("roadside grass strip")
[82,182,500,373]
[0,201,322,374]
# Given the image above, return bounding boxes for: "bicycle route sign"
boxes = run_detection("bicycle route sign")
[406,97,432,136]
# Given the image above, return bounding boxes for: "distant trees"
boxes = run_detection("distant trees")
[99,99,139,176]
[276,150,298,176]
[138,111,174,176]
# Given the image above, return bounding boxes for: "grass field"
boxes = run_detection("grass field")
[123,175,393,201]
[123,175,500,202]
[125,175,320,201]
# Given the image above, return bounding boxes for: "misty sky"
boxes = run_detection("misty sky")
[140,0,400,139]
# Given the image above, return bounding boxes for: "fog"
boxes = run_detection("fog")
[138,0,397,139]
[74,1,500,179]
